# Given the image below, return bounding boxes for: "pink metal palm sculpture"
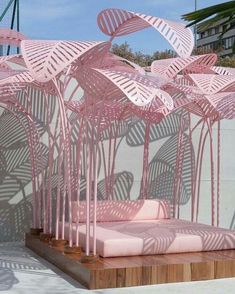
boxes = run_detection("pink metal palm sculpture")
[0,8,235,259]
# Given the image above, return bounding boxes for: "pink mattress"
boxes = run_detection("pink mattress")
[60,219,235,257]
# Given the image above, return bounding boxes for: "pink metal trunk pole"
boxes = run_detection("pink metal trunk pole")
[30,122,43,229]
[189,114,195,222]
[92,109,102,255]
[63,73,76,247]
[140,122,150,199]
[89,122,94,252]
[25,119,39,229]
[75,118,84,246]
[50,105,63,238]
[110,121,121,199]
[173,115,184,217]
[90,119,96,254]
[44,91,55,234]
[193,119,205,221]
[46,95,54,235]
[65,133,73,247]
[41,168,46,231]
[107,130,112,200]
[54,97,67,241]
[110,124,117,199]
[176,119,187,219]
[207,118,215,226]
[217,119,221,227]
[144,122,151,199]
[47,133,54,234]
[85,119,91,256]
[55,131,63,240]
[61,164,66,240]
[101,137,108,200]
[93,136,98,255]
[196,129,209,222]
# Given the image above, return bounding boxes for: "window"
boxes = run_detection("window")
[201,41,222,53]
[222,24,228,32]
[208,28,213,36]
[198,32,205,39]
[213,41,220,51]
[221,37,235,50]
[215,26,219,34]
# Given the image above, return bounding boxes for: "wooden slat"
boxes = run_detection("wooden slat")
[125,267,142,287]
[149,265,165,284]
[91,269,117,289]
[116,268,126,288]
[191,261,214,281]
[167,263,191,283]
[215,260,235,278]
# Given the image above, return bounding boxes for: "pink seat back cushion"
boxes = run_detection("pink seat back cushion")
[72,199,170,223]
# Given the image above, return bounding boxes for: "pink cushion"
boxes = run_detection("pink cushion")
[72,199,170,223]
[61,219,235,257]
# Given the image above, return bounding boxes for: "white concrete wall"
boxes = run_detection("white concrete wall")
[0,102,235,241]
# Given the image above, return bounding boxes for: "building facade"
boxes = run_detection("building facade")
[197,19,235,57]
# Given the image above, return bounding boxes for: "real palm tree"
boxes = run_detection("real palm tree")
[182,1,235,34]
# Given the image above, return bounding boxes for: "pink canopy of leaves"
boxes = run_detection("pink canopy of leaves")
[0,8,234,122]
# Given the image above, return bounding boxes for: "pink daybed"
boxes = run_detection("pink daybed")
[60,200,235,257]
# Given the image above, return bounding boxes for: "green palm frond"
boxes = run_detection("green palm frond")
[182,1,235,28]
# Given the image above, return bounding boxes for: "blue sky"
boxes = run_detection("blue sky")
[7,0,230,54]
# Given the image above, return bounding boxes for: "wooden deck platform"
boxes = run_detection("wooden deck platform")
[25,233,235,289]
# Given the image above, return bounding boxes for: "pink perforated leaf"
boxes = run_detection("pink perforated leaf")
[189,74,235,94]
[151,54,217,79]
[21,40,110,83]
[211,66,235,76]
[0,70,34,85]
[93,68,173,108]
[97,8,194,57]
[0,29,27,47]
